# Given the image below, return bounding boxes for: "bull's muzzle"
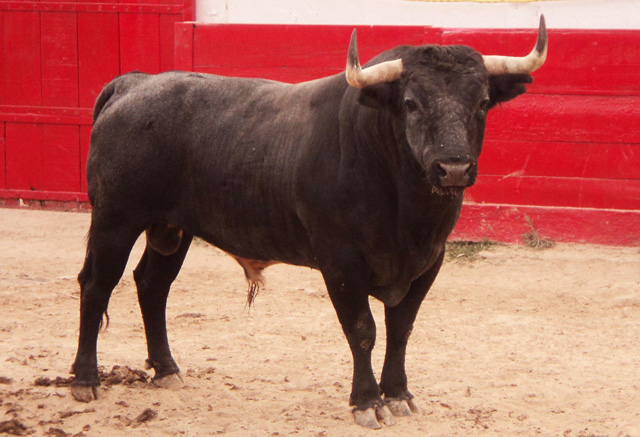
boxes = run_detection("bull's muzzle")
[437,162,472,187]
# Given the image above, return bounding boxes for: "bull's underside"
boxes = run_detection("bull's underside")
[71,20,547,429]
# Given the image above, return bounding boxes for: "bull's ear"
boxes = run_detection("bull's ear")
[488,73,533,108]
[357,83,399,110]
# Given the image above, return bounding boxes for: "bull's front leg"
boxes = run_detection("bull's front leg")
[321,265,395,429]
[379,251,445,416]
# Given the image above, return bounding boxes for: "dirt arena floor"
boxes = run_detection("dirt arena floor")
[0,208,638,436]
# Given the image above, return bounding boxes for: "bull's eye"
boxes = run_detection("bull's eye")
[404,98,418,113]
[476,98,490,119]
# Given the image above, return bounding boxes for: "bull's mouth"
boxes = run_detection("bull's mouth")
[430,184,467,197]
[418,167,469,197]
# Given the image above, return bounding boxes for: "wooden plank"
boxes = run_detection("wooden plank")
[42,125,80,192]
[78,12,120,108]
[5,123,43,190]
[159,13,180,71]
[465,175,640,211]
[193,24,425,72]
[41,11,79,107]
[451,202,640,246]
[182,0,194,21]
[0,105,92,125]
[120,12,161,74]
[0,11,5,104]
[479,140,639,181]
[80,125,91,193]
[4,11,41,105]
[174,21,194,71]
[0,123,5,189]
[124,0,165,5]
[485,94,640,145]
[0,189,89,203]
[0,3,183,13]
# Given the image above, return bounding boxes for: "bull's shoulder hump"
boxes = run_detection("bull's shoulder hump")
[156,71,286,87]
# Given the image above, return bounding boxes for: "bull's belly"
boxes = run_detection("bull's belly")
[166,196,317,268]
[194,228,316,270]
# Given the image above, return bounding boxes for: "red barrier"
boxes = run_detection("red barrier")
[173,23,640,245]
[1,15,638,245]
[451,203,640,246]
[0,0,194,195]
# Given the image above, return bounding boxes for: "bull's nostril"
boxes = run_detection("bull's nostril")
[437,162,472,187]
[464,164,474,179]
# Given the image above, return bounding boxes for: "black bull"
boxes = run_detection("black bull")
[71,19,547,429]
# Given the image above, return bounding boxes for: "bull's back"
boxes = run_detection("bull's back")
[87,71,341,265]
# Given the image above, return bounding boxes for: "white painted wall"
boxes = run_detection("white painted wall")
[196,0,640,29]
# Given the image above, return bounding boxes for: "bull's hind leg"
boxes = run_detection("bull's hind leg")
[71,218,143,402]
[133,224,192,389]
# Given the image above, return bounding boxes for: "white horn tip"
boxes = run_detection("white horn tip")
[536,15,548,56]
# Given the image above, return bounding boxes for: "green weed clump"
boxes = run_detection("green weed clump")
[445,240,496,262]
[522,216,555,249]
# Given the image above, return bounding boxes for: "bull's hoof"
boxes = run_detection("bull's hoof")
[353,405,395,429]
[385,396,422,417]
[376,405,396,426]
[353,408,382,429]
[386,398,413,417]
[153,372,184,390]
[407,397,422,415]
[71,384,100,403]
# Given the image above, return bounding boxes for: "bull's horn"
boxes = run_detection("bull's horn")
[345,29,404,88]
[483,15,548,76]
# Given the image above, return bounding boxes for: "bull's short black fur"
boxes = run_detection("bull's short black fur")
[71,37,536,426]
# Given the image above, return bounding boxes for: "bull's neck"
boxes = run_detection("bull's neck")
[345,104,464,235]
[351,106,447,198]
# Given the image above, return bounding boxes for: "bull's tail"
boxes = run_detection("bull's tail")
[77,232,110,331]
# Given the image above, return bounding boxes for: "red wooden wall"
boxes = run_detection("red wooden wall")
[174,23,640,245]
[0,0,194,207]
[1,14,638,245]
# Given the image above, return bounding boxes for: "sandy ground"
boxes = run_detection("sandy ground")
[0,208,639,437]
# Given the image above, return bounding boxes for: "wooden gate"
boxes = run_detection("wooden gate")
[0,0,194,207]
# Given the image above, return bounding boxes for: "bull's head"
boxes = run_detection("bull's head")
[346,16,547,195]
